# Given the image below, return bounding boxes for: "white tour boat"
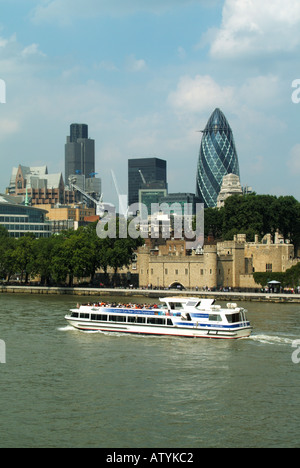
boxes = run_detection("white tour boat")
[65,297,252,340]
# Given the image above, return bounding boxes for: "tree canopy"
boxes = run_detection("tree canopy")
[0,222,144,287]
[204,193,300,251]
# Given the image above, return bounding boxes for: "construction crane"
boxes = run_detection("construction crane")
[111,170,128,218]
[68,177,104,217]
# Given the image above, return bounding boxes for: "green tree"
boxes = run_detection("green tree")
[203,207,224,239]
[276,196,300,252]
[34,236,57,285]
[12,234,36,283]
[285,262,300,288]
[0,225,9,239]
[96,217,144,285]
[0,229,16,281]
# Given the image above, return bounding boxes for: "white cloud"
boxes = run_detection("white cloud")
[21,43,46,58]
[210,0,300,59]
[168,73,283,118]
[125,55,147,72]
[168,75,236,115]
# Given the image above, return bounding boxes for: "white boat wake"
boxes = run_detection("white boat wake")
[249,334,295,345]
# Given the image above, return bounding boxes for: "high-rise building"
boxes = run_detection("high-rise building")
[128,158,167,208]
[196,108,240,208]
[65,123,101,203]
[70,123,88,142]
[159,193,200,216]
[65,123,95,184]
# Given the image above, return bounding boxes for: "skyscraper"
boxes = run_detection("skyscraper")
[65,124,101,202]
[128,158,167,207]
[65,123,95,184]
[196,108,240,208]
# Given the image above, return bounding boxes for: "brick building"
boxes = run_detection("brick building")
[7,165,76,206]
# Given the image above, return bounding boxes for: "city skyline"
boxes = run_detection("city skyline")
[0,1,300,206]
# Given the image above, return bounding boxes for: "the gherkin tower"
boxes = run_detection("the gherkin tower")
[196,108,240,208]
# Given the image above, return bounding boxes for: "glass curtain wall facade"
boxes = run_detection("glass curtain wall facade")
[128,158,167,207]
[196,108,240,208]
[0,203,51,238]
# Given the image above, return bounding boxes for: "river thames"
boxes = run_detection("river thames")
[0,294,299,448]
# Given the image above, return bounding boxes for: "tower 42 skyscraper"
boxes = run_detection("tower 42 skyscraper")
[65,123,95,184]
[196,108,240,208]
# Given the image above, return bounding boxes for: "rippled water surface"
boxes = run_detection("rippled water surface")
[0,294,299,448]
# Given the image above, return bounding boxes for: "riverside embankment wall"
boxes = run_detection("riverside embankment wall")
[1,285,300,303]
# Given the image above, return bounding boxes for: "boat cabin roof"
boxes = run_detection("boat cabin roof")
[160,297,216,309]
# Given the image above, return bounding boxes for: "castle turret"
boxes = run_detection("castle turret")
[203,244,218,289]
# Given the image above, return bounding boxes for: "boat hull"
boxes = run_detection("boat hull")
[65,316,252,340]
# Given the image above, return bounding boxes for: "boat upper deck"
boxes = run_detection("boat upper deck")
[73,297,247,320]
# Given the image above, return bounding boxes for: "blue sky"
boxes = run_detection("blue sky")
[0,0,300,206]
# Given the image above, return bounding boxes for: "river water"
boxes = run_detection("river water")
[0,294,299,448]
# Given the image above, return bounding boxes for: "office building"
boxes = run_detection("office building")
[159,193,200,216]
[128,158,167,208]
[7,165,76,206]
[65,123,95,184]
[138,180,167,217]
[0,194,51,238]
[196,108,240,208]
[35,204,96,233]
[65,123,101,202]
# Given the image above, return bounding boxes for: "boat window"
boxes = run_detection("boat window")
[91,314,108,321]
[226,313,241,323]
[137,317,146,324]
[71,312,79,318]
[167,319,173,326]
[209,314,221,322]
[186,301,198,307]
[128,316,137,323]
[109,315,127,322]
[80,313,90,319]
[147,317,166,325]
[169,302,183,310]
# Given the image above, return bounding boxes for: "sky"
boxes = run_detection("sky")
[0,0,300,207]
